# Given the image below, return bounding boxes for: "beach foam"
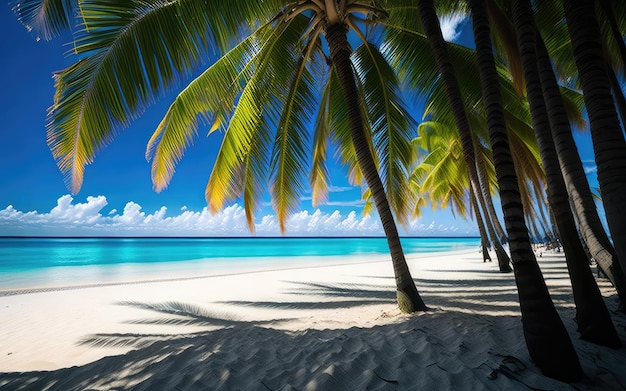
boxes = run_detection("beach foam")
[0,249,624,390]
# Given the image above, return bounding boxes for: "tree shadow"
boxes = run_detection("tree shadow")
[2,301,624,391]
[2,256,624,390]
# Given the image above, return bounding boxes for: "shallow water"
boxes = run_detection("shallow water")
[0,237,479,290]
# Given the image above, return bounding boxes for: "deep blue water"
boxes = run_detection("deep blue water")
[0,237,479,290]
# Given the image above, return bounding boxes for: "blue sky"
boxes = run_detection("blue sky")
[0,5,600,237]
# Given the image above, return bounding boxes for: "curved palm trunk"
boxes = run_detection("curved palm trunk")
[513,0,620,348]
[325,22,426,313]
[418,0,511,274]
[535,38,626,311]
[598,0,626,70]
[471,186,493,262]
[475,150,507,242]
[607,64,626,137]
[474,152,511,269]
[564,0,626,289]
[478,188,511,269]
[467,0,583,380]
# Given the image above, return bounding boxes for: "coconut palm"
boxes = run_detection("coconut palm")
[384,0,580,379]
[14,0,431,312]
[464,0,583,379]
[534,37,626,310]
[534,0,626,310]
[411,121,510,266]
[511,0,620,348]
[563,0,626,292]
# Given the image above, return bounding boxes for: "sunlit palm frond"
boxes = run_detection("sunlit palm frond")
[310,71,333,207]
[12,0,77,40]
[147,34,262,192]
[353,42,417,224]
[269,26,320,233]
[205,13,314,232]
[47,0,269,193]
[328,68,364,186]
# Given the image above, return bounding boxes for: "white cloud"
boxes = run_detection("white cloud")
[583,161,598,175]
[328,185,355,193]
[439,12,467,42]
[0,195,477,237]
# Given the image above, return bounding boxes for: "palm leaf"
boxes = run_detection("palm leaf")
[146,33,263,192]
[11,0,77,40]
[353,42,417,224]
[48,0,271,192]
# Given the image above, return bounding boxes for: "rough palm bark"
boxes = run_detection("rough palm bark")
[607,64,626,137]
[471,186,493,262]
[468,0,583,380]
[535,38,626,311]
[418,0,512,273]
[473,158,511,269]
[598,0,626,69]
[475,145,508,243]
[564,0,626,287]
[513,0,620,348]
[325,22,426,313]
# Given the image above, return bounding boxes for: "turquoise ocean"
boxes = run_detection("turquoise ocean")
[0,237,479,290]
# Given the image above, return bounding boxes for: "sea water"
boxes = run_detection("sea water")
[0,237,479,290]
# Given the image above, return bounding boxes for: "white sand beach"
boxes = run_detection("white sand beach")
[0,248,624,390]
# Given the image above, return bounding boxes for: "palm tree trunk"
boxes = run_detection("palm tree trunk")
[607,64,626,136]
[514,0,620,348]
[325,22,426,313]
[598,0,626,70]
[417,0,510,274]
[475,147,507,242]
[478,188,511,270]
[535,37,626,311]
[468,0,583,380]
[564,0,626,290]
[473,155,511,270]
[471,186,493,262]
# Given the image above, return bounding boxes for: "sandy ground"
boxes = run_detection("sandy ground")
[0,248,624,390]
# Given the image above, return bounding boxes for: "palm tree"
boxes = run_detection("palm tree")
[411,121,509,266]
[511,0,620,348]
[534,37,626,310]
[467,0,582,379]
[563,0,626,282]
[534,0,626,311]
[15,0,428,312]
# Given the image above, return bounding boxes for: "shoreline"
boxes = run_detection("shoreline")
[1,248,624,390]
[0,248,474,294]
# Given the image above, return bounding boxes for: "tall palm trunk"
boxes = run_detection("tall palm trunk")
[467,0,583,380]
[325,22,426,313]
[535,38,626,311]
[474,151,511,269]
[607,64,626,136]
[418,0,512,274]
[513,0,620,348]
[477,188,511,268]
[598,0,626,70]
[564,0,626,286]
[475,145,508,243]
[471,188,493,262]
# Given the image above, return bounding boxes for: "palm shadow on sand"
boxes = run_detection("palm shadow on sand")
[1,266,625,390]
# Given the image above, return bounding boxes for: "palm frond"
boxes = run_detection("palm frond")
[353,42,416,224]
[269,30,319,233]
[146,34,262,192]
[11,0,77,40]
[48,0,271,192]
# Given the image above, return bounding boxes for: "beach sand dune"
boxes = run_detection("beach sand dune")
[0,249,624,390]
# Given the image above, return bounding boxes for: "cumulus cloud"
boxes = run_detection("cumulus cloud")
[439,12,467,42]
[0,195,477,237]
